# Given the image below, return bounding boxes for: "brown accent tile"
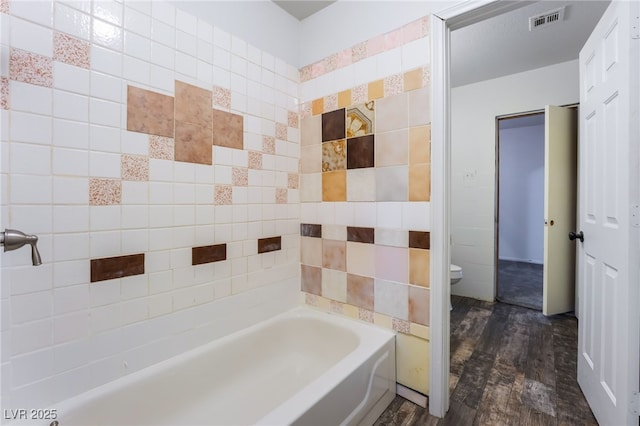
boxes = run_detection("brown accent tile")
[174,121,212,165]
[127,86,174,137]
[409,248,430,287]
[192,244,227,265]
[322,170,346,201]
[337,90,351,108]
[212,109,243,149]
[368,79,384,100]
[322,140,346,172]
[409,164,430,201]
[175,81,213,129]
[347,274,374,310]
[347,227,374,244]
[312,98,324,115]
[409,125,431,164]
[301,264,322,295]
[90,253,144,283]
[322,239,346,271]
[409,286,429,326]
[347,135,375,169]
[404,68,423,92]
[258,236,281,254]
[300,224,322,238]
[321,108,345,142]
[409,231,430,249]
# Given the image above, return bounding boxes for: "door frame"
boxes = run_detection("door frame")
[430,0,540,417]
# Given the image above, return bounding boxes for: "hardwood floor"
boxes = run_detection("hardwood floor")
[374,295,597,426]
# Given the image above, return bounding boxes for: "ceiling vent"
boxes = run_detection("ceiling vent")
[529,7,565,31]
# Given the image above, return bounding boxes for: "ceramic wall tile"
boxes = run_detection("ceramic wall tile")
[346,273,374,310]
[345,241,375,277]
[346,135,374,169]
[376,92,408,133]
[409,231,430,249]
[126,85,174,137]
[53,32,90,69]
[322,170,346,202]
[322,239,346,271]
[300,223,322,238]
[347,226,374,244]
[149,135,174,160]
[192,244,226,265]
[376,129,408,167]
[409,125,430,164]
[404,68,423,92]
[311,98,323,116]
[301,115,321,146]
[396,333,429,395]
[384,74,403,97]
[374,279,408,320]
[174,120,212,165]
[175,81,212,129]
[10,48,53,88]
[248,151,262,169]
[212,109,243,150]
[346,169,375,202]
[321,268,347,303]
[287,173,298,189]
[321,108,345,142]
[346,102,374,138]
[89,178,121,206]
[338,90,351,109]
[1,77,8,110]
[409,87,430,126]
[212,86,231,109]
[367,79,383,100]
[214,184,232,205]
[301,236,322,267]
[409,164,430,201]
[301,264,321,296]
[275,187,287,204]
[322,140,346,172]
[352,84,367,104]
[257,236,281,253]
[409,247,430,287]
[376,166,408,201]
[90,253,144,282]
[300,144,321,173]
[121,154,149,181]
[409,285,429,326]
[375,245,408,284]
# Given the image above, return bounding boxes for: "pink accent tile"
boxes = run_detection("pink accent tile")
[9,48,53,88]
[287,173,298,189]
[392,318,411,334]
[359,308,374,323]
[149,135,175,160]
[275,122,287,141]
[375,245,408,283]
[324,94,338,112]
[276,187,288,204]
[330,300,344,314]
[300,102,312,119]
[1,77,8,110]
[300,65,312,83]
[0,0,8,13]
[90,178,122,206]
[54,32,90,69]
[336,48,352,68]
[402,18,425,43]
[324,53,338,73]
[352,84,368,104]
[262,135,275,154]
[248,151,262,169]
[213,86,231,109]
[422,66,431,87]
[305,292,318,307]
[311,61,325,79]
[384,74,404,97]
[121,155,149,181]
[366,34,385,57]
[232,167,248,186]
[287,111,299,129]
[352,42,367,62]
[215,185,232,205]
[421,16,430,35]
[385,29,403,50]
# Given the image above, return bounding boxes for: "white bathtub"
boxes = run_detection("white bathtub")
[36,306,396,426]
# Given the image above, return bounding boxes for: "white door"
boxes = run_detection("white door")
[543,105,577,316]
[577,1,640,424]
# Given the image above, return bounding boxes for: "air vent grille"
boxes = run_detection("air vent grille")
[529,7,565,31]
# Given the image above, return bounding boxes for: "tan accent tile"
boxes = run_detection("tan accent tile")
[404,68,423,92]
[322,170,346,201]
[175,81,213,128]
[311,98,324,115]
[174,120,213,165]
[374,312,392,329]
[347,273,374,310]
[343,303,359,319]
[262,135,275,154]
[409,164,430,201]
[409,125,431,164]
[346,241,375,277]
[410,323,430,340]
[409,286,429,326]
[337,90,351,108]
[121,154,149,181]
[232,167,248,186]
[376,129,408,167]
[276,187,288,204]
[215,184,232,205]
[287,173,298,189]
[149,135,174,160]
[127,86,174,137]
[212,109,243,150]
[409,248,430,287]
[322,239,346,271]
[248,151,262,169]
[212,86,231,109]
[368,79,384,101]
[89,178,121,206]
[301,236,322,267]
[54,32,90,69]
[10,48,53,88]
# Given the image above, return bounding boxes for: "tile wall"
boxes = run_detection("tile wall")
[0,0,301,409]
[298,16,432,395]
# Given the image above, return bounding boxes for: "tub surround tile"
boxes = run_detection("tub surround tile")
[301,237,322,267]
[232,167,248,186]
[127,85,174,138]
[374,279,408,320]
[214,184,232,205]
[375,245,408,283]
[300,223,322,238]
[347,135,374,169]
[375,229,409,248]
[321,108,345,142]
[392,318,411,334]
[376,129,408,167]
[257,236,281,254]
[345,241,375,277]
[174,120,212,165]
[192,243,227,265]
[89,178,122,205]
[409,248,430,287]
[212,108,243,150]
[346,102,374,138]
[346,273,374,310]
[149,135,175,160]
[54,32,90,69]
[409,164,430,201]
[90,253,144,282]
[322,140,346,172]
[322,239,346,271]
[322,170,346,201]
[409,231,430,249]
[175,81,212,129]
[121,154,149,181]
[322,224,347,241]
[347,226,374,244]
[10,48,53,88]
[409,125,430,164]
[321,268,347,303]
[276,122,288,141]
[409,285,429,326]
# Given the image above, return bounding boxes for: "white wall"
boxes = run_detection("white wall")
[451,60,579,301]
[498,123,544,264]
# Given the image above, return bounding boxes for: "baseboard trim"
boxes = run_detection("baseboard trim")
[396,383,427,408]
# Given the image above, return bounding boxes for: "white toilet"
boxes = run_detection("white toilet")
[450,264,463,310]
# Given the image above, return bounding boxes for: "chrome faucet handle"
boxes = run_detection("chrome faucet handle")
[1,229,43,266]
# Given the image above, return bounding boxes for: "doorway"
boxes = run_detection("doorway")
[496,112,545,311]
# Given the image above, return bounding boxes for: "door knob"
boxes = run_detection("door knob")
[568,231,584,242]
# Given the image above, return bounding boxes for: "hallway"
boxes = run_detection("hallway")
[374,296,597,425]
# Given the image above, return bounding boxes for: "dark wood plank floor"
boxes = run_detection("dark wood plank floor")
[374,295,598,426]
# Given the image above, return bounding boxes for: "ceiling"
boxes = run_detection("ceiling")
[272,1,335,20]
